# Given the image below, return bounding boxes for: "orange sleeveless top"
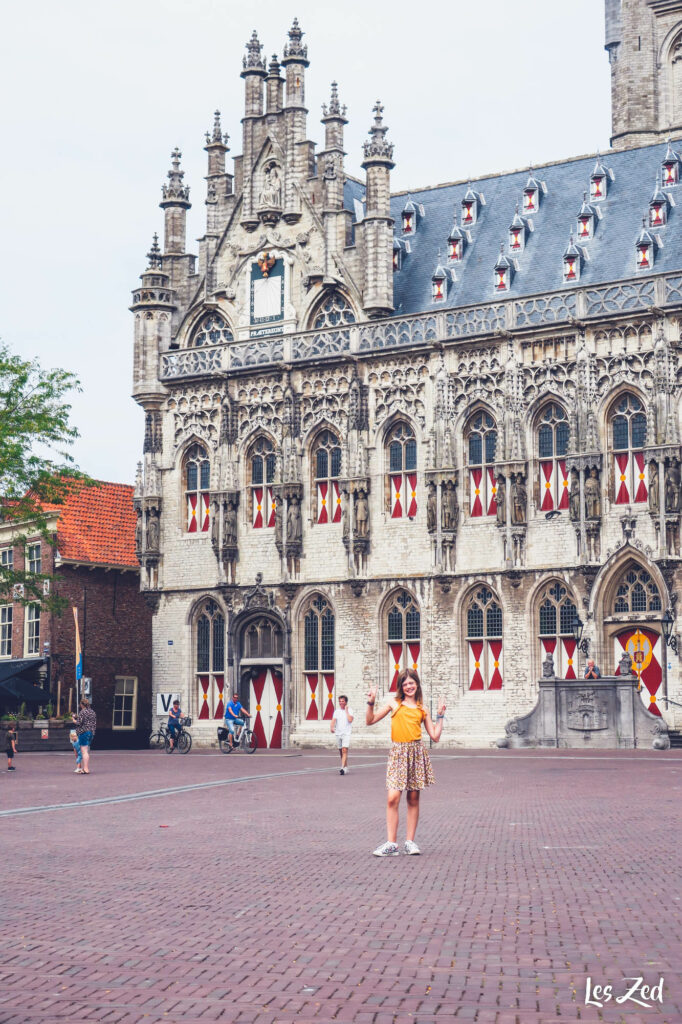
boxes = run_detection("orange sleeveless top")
[391,702,426,743]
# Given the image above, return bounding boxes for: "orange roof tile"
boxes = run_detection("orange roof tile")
[45,481,139,569]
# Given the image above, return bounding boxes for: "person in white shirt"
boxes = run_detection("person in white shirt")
[330,695,354,775]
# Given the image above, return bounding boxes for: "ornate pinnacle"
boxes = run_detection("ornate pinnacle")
[243,30,265,71]
[205,110,229,147]
[161,148,190,203]
[283,17,308,60]
[322,81,347,119]
[146,233,162,269]
[362,99,394,164]
[268,53,281,75]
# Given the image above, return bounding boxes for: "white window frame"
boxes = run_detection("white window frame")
[0,605,12,658]
[25,603,40,656]
[27,542,41,574]
[113,676,138,730]
[0,547,13,572]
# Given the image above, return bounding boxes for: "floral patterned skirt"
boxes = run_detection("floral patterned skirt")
[386,739,435,791]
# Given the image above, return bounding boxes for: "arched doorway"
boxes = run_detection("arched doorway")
[237,615,284,748]
[605,561,665,717]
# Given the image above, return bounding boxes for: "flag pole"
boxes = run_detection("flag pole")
[73,606,83,706]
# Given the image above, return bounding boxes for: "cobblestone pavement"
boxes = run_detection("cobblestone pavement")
[1,748,681,1024]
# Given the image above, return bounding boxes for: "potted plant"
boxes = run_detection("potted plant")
[34,706,48,728]
[48,701,64,727]
[17,703,33,729]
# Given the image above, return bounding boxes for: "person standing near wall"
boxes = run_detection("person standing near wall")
[331,695,354,775]
[6,722,17,771]
[72,698,96,774]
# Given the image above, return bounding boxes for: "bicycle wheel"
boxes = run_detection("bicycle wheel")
[219,737,233,753]
[149,730,165,750]
[164,735,174,753]
[177,732,192,754]
[245,729,258,754]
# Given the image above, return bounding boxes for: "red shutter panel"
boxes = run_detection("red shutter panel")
[317,481,329,524]
[633,452,648,504]
[305,674,319,721]
[558,460,569,510]
[391,475,403,519]
[486,468,497,517]
[540,460,554,512]
[470,468,483,517]
[487,639,503,689]
[252,487,264,528]
[614,453,631,504]
[468,640,485,690]
[187,493,198,533]
[406,474,417,517]
[332,481,342,523]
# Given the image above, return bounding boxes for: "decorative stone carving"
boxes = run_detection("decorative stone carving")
[243,572,276,611]
[441,480,459,532]
[146,506,160,553]
[511,475,527,525]
[665,459,681,512]
[584,467,601,519]
[495,476,506,526]
[354,489,369,540]
[569,471,580,521]
[426,482,437,534]
[649,460,660,514]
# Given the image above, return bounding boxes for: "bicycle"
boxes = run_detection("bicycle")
[217,722,258,754]
[165,716,193,754]
[149,723,170,749]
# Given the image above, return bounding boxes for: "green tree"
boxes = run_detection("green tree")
[0,341,90,610]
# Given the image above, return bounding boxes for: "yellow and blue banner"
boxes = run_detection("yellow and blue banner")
[73,606,82,681]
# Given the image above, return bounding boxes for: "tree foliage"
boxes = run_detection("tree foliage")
[0,342,90,610]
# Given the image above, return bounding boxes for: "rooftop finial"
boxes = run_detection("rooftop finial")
[162,149,190,203]
[243,29,265,71]
[283,17,308,60]
[147,233,162,269]
[362,100,394,163]
[268,53,281,75]
[205,110,229,147]
[322,81,347,119]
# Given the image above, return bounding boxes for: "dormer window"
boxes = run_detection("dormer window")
[563,236,582,283]
[577,193,596,241]
[431,260,450,302]
[508,206,527,253]
[393,238,404,271]
[590,156,609,201]
[649,178,668,228]
[662,139,680,187]
[636,220,655,271]
[448,225,466,261]
[461,184,482,226]
[522,172,542,214]
[494,246,513,292]
[401,197,423,236]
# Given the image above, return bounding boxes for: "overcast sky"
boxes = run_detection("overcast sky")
[0,0,610,484]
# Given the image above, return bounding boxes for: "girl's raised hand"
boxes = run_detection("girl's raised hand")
[367,687,377,703]
[438,702,447,716]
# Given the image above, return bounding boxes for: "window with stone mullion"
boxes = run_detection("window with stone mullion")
[465,588,503,690]
[387,423,418,520]
[185,444,211,534]
[538,405,570,512]
[303,597,335,721]
[611,395,648,505]
[314,431,342,525]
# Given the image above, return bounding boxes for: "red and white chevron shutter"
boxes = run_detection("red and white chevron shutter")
[487,468,497,516]
[540,460,555,512]
[201,493,210,532]
[317,481,329,524]
[198,674,210,719]
[305,673,319,721]
[561,637,577,679]
[487,640,503,689]
[332,481,342,523]
[391,475,403,519]
[270,670,284,747]
[614,452,631,504]
[266,487,276,527]
[252,487,264,528]
[406,474,418,517]
[470,468,483,517]
[468,640,485,690]
[251,670,267,747]
[558,460,569,510]
[322,673,335,720]
[633,452,648,504]
[615,628,663,717]
[407,642,420,676]
[187,493,198,533]
[389,642,403,691]
[214,675,225,719]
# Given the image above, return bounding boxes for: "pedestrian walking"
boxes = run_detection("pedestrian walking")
[72,698,96,774]
[331,694,354,775]
[6,722,17,771]
[365,668,446,857]
[70,729,83,773]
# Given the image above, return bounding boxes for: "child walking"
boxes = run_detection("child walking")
[6,723,17,771]
[366,668,446,857]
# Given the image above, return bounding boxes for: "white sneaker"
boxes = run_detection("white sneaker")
[404,840,420,855]
[372,841,399,857]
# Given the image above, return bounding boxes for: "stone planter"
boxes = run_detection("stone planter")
[33,719,49,728]
[48,719,66,728]
[17,721,33,730]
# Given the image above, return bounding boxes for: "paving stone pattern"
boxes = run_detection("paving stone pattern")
[1,749,681,1024]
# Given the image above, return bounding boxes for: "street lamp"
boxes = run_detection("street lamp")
[662,608,678,655]
[571,614,589,655]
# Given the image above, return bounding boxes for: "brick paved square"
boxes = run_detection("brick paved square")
[0,749,680,1023]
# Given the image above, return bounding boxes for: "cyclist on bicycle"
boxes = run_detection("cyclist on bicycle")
[167,699,183,751]
[224,692,251,749]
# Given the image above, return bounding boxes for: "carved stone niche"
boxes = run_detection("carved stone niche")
[213,490,240,576]
[339,477,372,554]
[424,470,460,535]
[272,483,304,564]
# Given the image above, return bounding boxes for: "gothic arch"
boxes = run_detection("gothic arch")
[379,586,422,693]
[597,382,648,444]
[529,576,579,680]
[459,582,504,692]
[294,590,337,721]
[305,288,357,331]
[659,23,682,129]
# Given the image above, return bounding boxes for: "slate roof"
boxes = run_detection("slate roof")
[43,481,138,569]
[386,138,682,316]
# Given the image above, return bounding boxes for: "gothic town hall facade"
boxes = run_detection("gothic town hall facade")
[132,2,682,748]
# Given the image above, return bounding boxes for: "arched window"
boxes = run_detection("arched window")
[465,587,503,690]
[611,394,648,505]
[302,595,335,721]
[248,436,276,530]
[196,600,225,720]
[387,422,417,519]
[466,412,497,518]
[538,581,578,679]
[386,590,420,691]
[243,617,283,659]
[612,565,662,614]
[313,429,342,525]
[189,312,233,347]
[184,443,210,533]
[312,292,356,330]
[538,404,570,512]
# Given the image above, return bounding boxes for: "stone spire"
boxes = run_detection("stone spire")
[205,109,228,149]
[266,53,284,113]
[283,17,308,62]
[320,82,348,211]
[160,148,191,254]
[241,30,267,118]
[242,29,266,72]
[146,233,162,270]
[361,101,394,318]
[362,100,395,165]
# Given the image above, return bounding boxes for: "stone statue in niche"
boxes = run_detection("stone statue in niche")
[147,507,160,551]
[341,494,350,543]
[569,472,580,521]
[511,475,527,525]
[259,165,281,207]
[649,462,660,514]
[287,496,302,543]
[442,481,458,531]
[495,476,506,526]
[584,467,601,520]
[211,500,220,548]
[135,507,143,551]
[665,461,681,513]
[354,490,369,539]
[225,501,238,547]
[426,483,437,533]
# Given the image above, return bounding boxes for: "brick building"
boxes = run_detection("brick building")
[132,3,682,748]
[0,482,152,746]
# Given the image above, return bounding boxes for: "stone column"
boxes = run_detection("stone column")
[658,457,666,558]
[579,468,587,562]
[505,472,513,568]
